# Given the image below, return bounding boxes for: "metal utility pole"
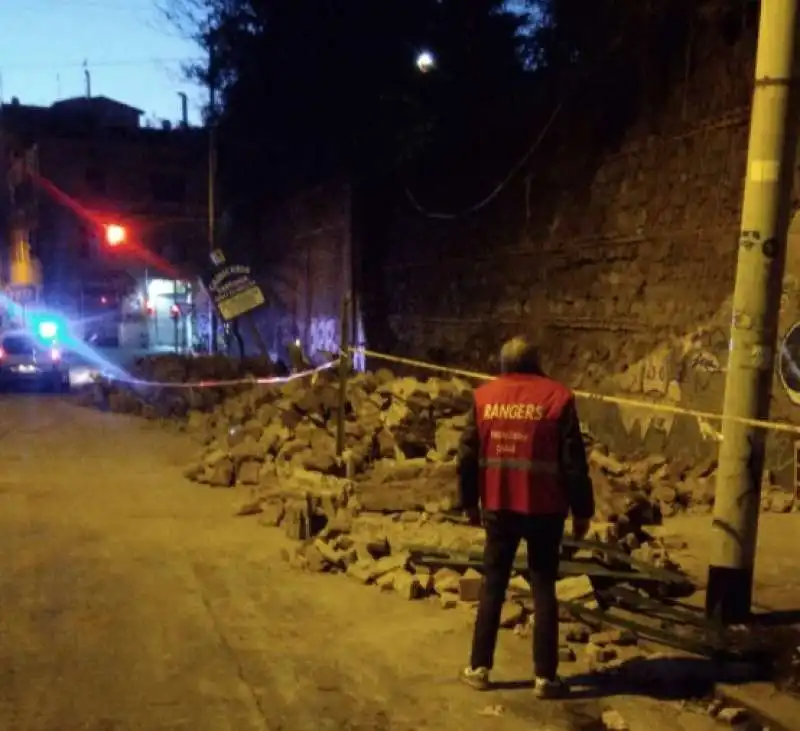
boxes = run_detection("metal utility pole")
[706,0,800,625]
[207,49,219,353]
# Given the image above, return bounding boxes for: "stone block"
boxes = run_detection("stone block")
[556,575,594,603]
[458,569,483,602]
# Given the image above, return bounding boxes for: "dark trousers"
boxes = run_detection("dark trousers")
[469,511,565,680]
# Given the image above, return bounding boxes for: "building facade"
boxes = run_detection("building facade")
[0,94,208,349]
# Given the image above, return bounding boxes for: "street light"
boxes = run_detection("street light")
[104,223,127,247]
[416,50,436,74]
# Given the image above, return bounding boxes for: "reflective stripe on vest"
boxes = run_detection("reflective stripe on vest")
[478,457,559,475]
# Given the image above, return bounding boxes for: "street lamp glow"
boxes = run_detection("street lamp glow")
[416,51,436,73]
[104,224,127,247]
[37,321,58,340]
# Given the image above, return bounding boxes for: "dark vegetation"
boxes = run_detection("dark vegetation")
[165,0,761,357]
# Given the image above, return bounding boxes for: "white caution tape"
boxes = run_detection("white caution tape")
[353,347,800,438]
[99,359,339,389]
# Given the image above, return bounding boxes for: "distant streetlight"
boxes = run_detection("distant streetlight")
[416,50,436,74]
[104,223,127,247]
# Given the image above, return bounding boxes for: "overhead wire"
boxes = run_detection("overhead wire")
[404,102,562,220]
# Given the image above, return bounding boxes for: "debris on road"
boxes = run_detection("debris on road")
[81,355,797,517]
[600,709,628,730]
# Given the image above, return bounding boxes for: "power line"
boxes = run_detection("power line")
[404,103,562,220]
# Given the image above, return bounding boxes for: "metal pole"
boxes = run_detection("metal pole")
[335,295,351,460]
[706,0,800,625]
[208,49,219,354]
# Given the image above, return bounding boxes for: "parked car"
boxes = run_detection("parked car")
[0,332,70,392]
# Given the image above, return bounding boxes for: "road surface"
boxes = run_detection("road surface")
[0,394,722,731]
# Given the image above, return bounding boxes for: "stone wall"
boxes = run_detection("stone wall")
[255,181,356,360]
[251,30,800,487]
[371,33,800,487]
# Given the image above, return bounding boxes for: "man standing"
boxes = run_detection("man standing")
[457,337,595,699]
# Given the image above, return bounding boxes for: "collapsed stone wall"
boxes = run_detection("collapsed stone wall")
[80,354,792,518]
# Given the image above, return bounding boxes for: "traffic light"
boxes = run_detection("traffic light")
[104,223,127,247]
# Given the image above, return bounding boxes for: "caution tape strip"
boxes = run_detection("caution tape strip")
[100,360,339,389]
[351,347,800,438]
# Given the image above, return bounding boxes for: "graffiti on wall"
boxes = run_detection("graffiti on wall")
[308,317,338,355]
[612,324,728,443]
[306,314,366,370]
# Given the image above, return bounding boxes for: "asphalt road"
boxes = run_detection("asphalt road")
[0,395,724,731]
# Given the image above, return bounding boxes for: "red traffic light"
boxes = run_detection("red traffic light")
[104,224,127,247]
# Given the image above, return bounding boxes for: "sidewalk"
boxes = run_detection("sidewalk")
[655,514,800,729]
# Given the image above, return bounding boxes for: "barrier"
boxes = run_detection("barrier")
[98,359,339,390]
[353,347,800,438]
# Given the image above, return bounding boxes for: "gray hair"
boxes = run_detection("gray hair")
[500,336,542,375]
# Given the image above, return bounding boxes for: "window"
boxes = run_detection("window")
[85,167,106,194]
[150,173,186,204]
[2,335,36,355]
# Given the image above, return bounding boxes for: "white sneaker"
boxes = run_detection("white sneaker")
[533,676,568,699]
[459,666,490,690]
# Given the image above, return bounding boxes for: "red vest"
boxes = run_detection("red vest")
[473,374,572,516]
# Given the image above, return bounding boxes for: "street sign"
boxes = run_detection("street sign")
[5,285,38,304]
[202,261,265,322]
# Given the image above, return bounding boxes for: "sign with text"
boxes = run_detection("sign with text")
[202,261,265,322]
[5,284,38,304]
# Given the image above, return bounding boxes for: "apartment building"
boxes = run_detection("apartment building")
[0,94,208,347]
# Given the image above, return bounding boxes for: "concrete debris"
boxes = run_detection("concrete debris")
[714,707,749,725]
[600,709,629,731]
[589,629,637,647]
[82,357,795,517]
[558,646,577,662]
[556,575,594,603]
[586,643,618,664]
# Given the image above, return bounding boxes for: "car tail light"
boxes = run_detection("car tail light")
[50,348,61,361]
[0,347,5,359]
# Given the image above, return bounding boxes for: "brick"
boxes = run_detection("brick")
[373,552,410,578]
[433,567,461,594]
[313,538,347,568]
[589,629,637,647]
[558,646,577,662]
[413,566,433,593]
[556,575,594,603]
[600,709,628,730]
[375,570,399,591]
[458,568,483,602]
[346,559,378,584]
[258,500,286,527]
[499,601,525,628]
[508,574,531,594]
[352,538,391,561]
[564,624,591,643]
[393,571,423,600]
[304,544,329,573]
[586,643,618,664]
[283,502,311,540]
[715,707,748,725]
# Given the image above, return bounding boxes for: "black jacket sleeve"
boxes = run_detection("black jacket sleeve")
[456,400,481,510]
[558,397,595,520]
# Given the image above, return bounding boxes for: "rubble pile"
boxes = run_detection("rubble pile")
[247,478,690,636]
[178,366,796,516]
[77,354,280,419]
